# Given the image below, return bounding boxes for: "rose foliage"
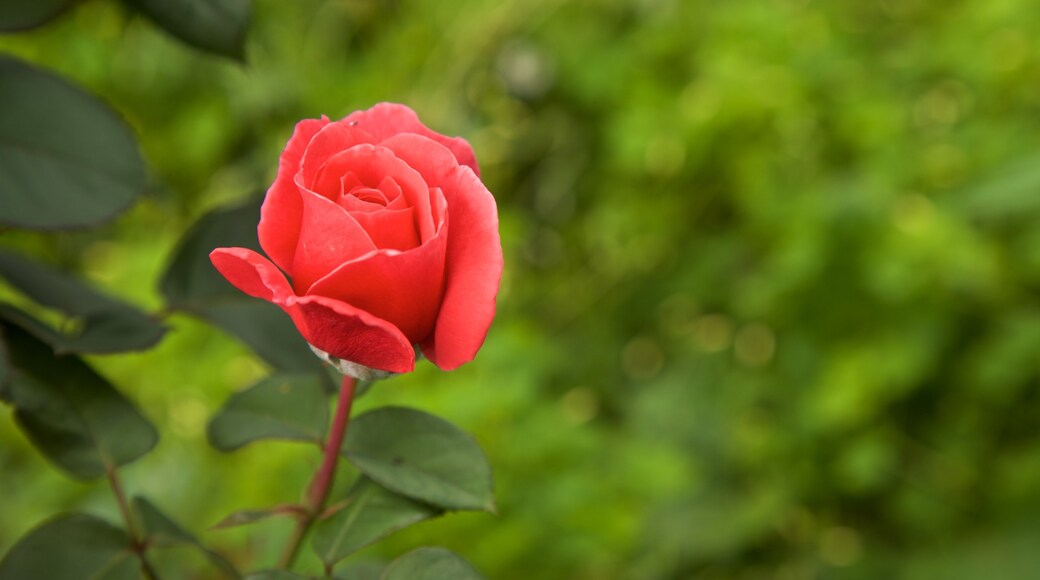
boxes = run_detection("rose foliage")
[0,9,499,574]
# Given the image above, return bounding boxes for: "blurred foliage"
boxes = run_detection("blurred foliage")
[2,0,1040,578]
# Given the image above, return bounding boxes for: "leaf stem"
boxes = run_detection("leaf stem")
[106,466,160,580]
[278,374,357,570]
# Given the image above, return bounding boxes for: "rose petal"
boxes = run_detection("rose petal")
[299,122,376,186]
[378,134,451,229]
[338,191,386,213]
[259,117,330,273]
[312,144,436,242]
[341,196,386,215]
[210,247,294,302]
[419,165,503,370]
[341,175,409,211]
[291,294,415,373]
[346,187,388,206]
[346,103,480,176]
[291,186,377,292]
[378,176,405,206]
[341,172,364,193]
[379,133,459,190]
[430,186,447,232]
[351,207,420,251]
[308,221,449,344]
[209,247,415,373]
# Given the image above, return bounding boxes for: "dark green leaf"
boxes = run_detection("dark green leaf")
[0,251,166,353]
[380,548,483,580]
[161,199,321,373]
[0,0,75,32]
[93,555,143,580]
[208,373,327,452]
[201,302,321,373]
[133,497,240,578]
[0,57,146,230]
[0,513,136,580]
[312,478,440,567]
[134,498,194,545]
[343,407,495,512]
[160,199,263,304]
[0,319,158,479]
[122,0,250,60]
[210,505,305,530]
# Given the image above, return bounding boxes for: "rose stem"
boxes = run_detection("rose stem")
[106,465,160,580]
[278,374,357,570]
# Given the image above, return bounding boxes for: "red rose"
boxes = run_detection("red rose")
[210,103,502,378]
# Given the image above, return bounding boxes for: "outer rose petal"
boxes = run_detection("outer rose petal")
[291,295,415,373]
[345,103,480,177]
[210,247,415,373]
[419,166,503,370]
[209,247,291,302]
[259,117,329,273]
[308,216,449,344]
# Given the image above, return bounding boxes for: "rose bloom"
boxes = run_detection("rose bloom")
[210,103,502,379]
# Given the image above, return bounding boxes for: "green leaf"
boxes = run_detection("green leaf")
[93,556,143,580]
[343,407,495,512]
[0,319,158,479]
[210,504,305,530]
[132,497,240,578]
[0,251,166,353]
[208,373,328,452]
[202,302,322,373]
[312,478,440,567]
[134,497,194,545]
[380,547,483,580]
[0,305,165,356]
[0,0,75,32]
[122,0,250,60]
[161,198,322,373]
[0,57,146,230]
[0,513,137,580]
[160,199,263,304]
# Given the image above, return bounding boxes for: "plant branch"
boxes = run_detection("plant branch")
[278,374,357,570]
[106,466,160,580]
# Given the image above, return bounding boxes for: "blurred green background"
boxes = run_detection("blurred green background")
[3,0,1040,578]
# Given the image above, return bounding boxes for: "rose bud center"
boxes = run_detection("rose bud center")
[343,186,388,207]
